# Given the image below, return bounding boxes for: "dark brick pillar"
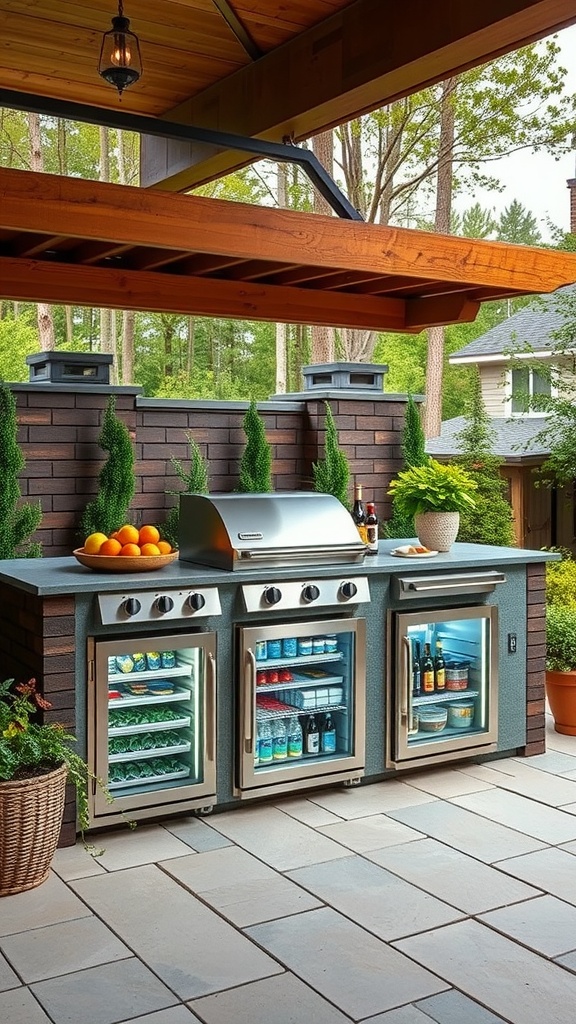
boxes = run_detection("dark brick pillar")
[517,562,546,756]
[568,177,576,235]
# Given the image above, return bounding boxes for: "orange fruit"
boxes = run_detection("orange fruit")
[117,524,139,546]
[119,543,141,557]
[99,538,122,556]
[139,524,160,546]
[84,532,108,554]
[110,531,120,541]
[157,541,172,554]
[140,543,161,557]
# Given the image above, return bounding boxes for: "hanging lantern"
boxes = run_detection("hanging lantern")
[98,1,142,97]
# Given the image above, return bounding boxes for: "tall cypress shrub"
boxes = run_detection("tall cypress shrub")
[80,396,135,537]
[238,400,273,492]
[0,382,42,558]
[385,395,427,539]
[163,434,209,549]
[312,401,350,508]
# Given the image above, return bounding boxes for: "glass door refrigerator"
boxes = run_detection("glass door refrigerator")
[387,606,498,769]
[87,632,216,825]
[236,618,365,799]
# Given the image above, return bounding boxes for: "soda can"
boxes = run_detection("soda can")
[256,670,268,686]
[312,637,326,655]
[255,640,267,661]
[282,637,298,658]
[267,639,282,659]
[267,668,279,684]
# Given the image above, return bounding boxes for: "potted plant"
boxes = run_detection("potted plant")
[545,554,576,735]
[387,458,477,551]
[0,677,117,896]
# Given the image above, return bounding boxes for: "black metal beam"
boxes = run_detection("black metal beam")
[0,88,362,222]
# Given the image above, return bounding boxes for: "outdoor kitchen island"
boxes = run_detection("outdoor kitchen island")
[0,539,549,846]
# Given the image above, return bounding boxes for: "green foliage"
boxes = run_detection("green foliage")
[163,435,210,549]
[0,314,39,381]
[388,458,477,518]
[546,557,576,610]
[546,604,576,672]
[312,402,350,508]
[385,396,428,539]
[80,396,135,538]
[497,200,542,245]
[0,382,42,558]
[238,401,273,493]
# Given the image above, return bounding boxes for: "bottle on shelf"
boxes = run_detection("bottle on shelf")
[421,643,435,694]
[304,714,320,755]
[287,715,303,758]
[412,640,421,697]
[272,718,288,761]
[434,640,446,692]
[321,713,337,754]
[365,502,379,554]
[258,720,273,764]
[351,483,368,544]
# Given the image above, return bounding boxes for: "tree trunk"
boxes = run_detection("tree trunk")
[275,162,289,393]
[186,316,195,377]
[122,310,135,383]
[423,79,456,439]
[311,131,335,364]
[27,113,55,351]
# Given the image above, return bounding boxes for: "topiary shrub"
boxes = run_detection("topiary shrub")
[385,395,427,539]
[312,401,350,508]
[0,382,42,558]
[163,434,209,550]
[80,396,135,538]
[238,400,272,493]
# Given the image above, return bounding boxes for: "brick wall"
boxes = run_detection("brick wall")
[518,561,546,756]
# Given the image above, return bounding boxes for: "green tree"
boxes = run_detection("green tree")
[80,397,135,537]
[385,396,428,539]
[312,402,350,508]
[238,401,273,493]
[0,382,42,558]
[497,200,543,246]
[163,435,210,549]
[0,314,40,381]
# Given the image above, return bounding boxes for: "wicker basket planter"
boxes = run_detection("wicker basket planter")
[0,763,67,897]
[415,511,460,552]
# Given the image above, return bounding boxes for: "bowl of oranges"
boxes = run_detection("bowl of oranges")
[73,524,178,572]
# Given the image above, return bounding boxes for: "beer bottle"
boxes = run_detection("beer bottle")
[304,715,320,756]
[351,483,368,544]
[434,641,446,692]
[412,640,421,697]
[422,643,435,694]
[365,502,379,554]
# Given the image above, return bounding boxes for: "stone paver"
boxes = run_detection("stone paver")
[31,958,177,1024]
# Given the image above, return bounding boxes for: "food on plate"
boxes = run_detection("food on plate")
[394,544,431,555]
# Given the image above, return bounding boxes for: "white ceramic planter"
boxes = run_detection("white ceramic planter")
[415,511,460,552]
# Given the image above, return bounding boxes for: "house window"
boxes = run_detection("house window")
[509,366,551,414]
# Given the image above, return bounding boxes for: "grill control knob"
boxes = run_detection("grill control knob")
[155,595,174,614]
[302,584,320,603]
[339,581,358,600]
[263,586,282,606]
[123,597,141,617]
[187,592,206,612]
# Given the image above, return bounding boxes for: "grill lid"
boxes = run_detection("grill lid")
[178,492,367,570]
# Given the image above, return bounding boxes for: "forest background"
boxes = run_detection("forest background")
[1,32,576,437]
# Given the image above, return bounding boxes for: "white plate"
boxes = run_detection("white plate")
[390,548,439,558]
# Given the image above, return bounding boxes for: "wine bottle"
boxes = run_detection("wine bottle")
[351,483,368,543]
[412,640,421,697]
[434,641,446,692]
[304,715,320,755]
[422,642,435,694]
[365,502,379,554]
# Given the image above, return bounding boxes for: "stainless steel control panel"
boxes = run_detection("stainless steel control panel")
[98,587,222,625]
[241,576,370,613]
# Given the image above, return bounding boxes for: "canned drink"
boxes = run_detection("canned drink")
[256,670,268,686]
[108,657,117,675]
[298,638,313,657]
[312,637,326,655]
[255,640,267,661]
[324,635,338,654]
[266,668,279,684]
[267,639,282,659]
[282,637,298,658]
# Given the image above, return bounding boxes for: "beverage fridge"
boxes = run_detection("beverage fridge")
[87,632,216,824]
[387,605,498,769]
[236,618,366,798]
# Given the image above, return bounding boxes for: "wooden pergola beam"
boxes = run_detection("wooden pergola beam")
[141,0,576,189]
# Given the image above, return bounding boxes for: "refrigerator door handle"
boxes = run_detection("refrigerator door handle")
[206,651,216,763]
[401,635,417,735]
[244,647,257,754]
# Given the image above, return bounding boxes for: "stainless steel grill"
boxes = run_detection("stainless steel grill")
[178,492,367,571]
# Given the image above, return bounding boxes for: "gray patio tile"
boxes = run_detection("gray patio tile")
[458,761,576,807]
[386,800,545,863]
[204,805,349,870]
[0,987,52,1023]
[189,972,352,1024]
[162,817,233,853]
[0,915,131,983]
[451,788,576,843]
[287,855,462,941]
[308,780,437,819]
[416,989,508,1023]
[402,767,495,799]
[555,950,576,973]
[544,724,576,755]
[479,895,576,957]
[118,1010,202,1024]
[246,907,448,1020]
[275,796,344,827]
[0,950,19,991]
[31,957,176,1024]
[317,814,424,853]
[396,919,576,1024]
[0,873,92,938]
[494,847,576,906]
[347,1006,432,1024]
[367,837,541,914]
[72,863,283,1000]
[514,750,576,776]
[161,846,321,926]
[50,844,107,881]
[92,823,196,870]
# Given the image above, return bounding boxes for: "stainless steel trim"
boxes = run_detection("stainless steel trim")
[206,651,216,763]
[393,571,506,601]
[390,742,497,771]
[237,543,366,562]
[245,648,257,755]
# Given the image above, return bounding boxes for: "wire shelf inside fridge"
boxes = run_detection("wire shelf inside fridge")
[256,674,343,693]
[108,765,190,789]
[408,725,486,744]
[108,715,191,736]
[257,703,347,721]
[413,690,479,707]
[108,741,191,763]
[108,665,192,684]
[108,687,192,708]
[255,652,344,670]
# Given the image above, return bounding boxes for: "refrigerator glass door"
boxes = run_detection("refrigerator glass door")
[89,632,216,821]
[238,618,365,794]
[392,606,498,765]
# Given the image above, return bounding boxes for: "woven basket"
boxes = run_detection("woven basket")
[0,763,67,897]
[415,511,460,552]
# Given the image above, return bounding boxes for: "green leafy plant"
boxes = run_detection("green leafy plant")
[545,554,576,610]
[387,458,477,518]
[0,382,42,558]
[164,433,209,549]
[0,677,123,840]
[546,604,576,672]
[385,395,427,538]
[312,401,350,508]
[80,396,135,538]
[238,400,272,493]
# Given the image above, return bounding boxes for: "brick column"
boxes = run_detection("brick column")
[517,562,546,756]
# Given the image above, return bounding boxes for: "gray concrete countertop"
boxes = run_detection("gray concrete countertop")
[0,541,555,596]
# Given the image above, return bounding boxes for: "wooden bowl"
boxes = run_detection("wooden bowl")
[73,548,179,573]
